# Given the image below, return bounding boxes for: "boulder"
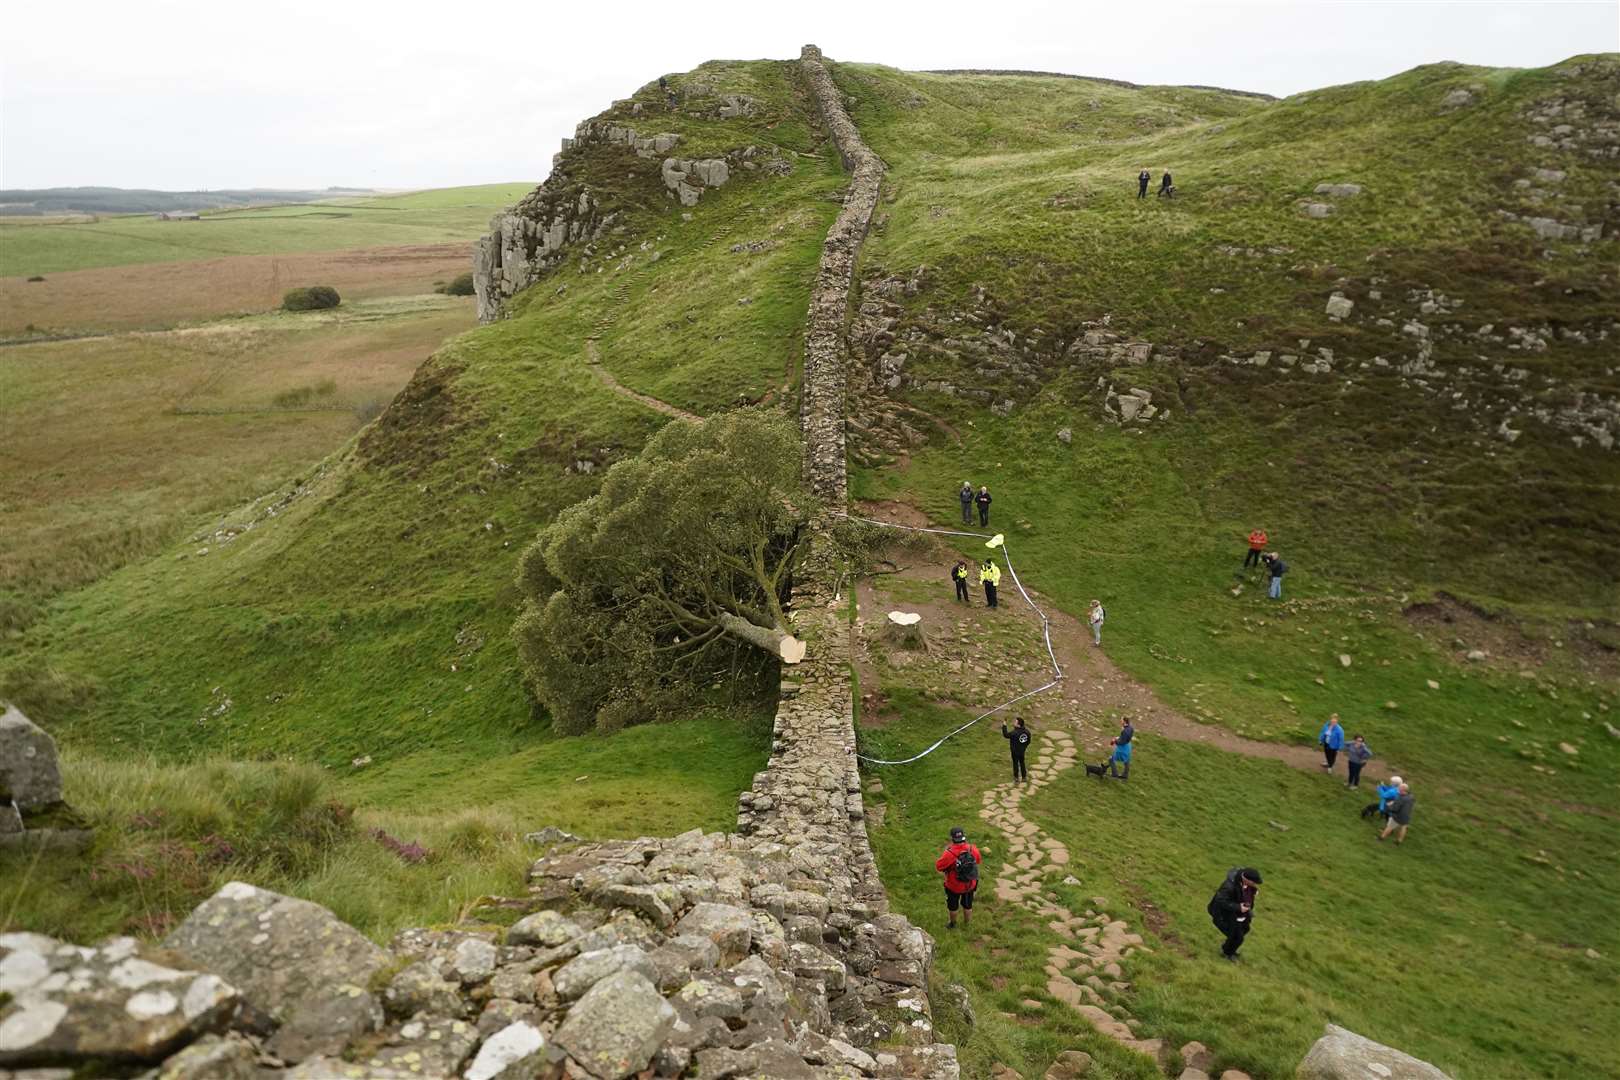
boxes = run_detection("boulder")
[1045,1049,1093,1078]
[1313,183,1362,197]
[1303,203,1333,218]
[163,883,388,1038]
[0,934,237,1067]
[147,1032,258,1079]
[1325,294,1354,320]
[553,945,656,1001]
[1297,1024,1454,1079]
[465,1020,546,1080]
[507,910,583,948]
[265,983,383,1062]
[553,970,675,1080]
[361,1015,479,1076]
[0,704,62,809]
[383,960,464,1019]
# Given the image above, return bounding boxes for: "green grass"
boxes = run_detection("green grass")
[0,183,535,277]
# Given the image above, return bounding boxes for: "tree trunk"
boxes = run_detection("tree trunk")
[717,611,807,665]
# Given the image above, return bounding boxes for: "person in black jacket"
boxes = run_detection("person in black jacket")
[1158,170,1174,197]
[951,560,971,604]
[975,486,993,527]
[1137,169,1151,199]
[1207,867,1262,961]
[1002,718,1032,781]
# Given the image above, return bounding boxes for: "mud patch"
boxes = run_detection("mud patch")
[1404,591,1619,680]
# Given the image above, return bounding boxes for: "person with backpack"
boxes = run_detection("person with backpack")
[952,560,972,604]
[1319,713,1345,771]
[1379,782,1416,844]
[1002,718,1032,782]
[934,826,982,928]
[975,485,993,527]
[1158,170,1174,197]
[1244,528,1268,569]
[1262,551,1288,599]
[980,558,1001,608]
[1088,599,1106,646]
[1361,774,1403,821]
[958,481,975,525]
[1207,867,1262,961]
[1137,168,1151,199]
[1344,733,1373,789]
[1109,716,1134,780]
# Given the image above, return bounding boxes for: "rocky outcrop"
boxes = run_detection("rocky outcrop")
[0,703,90,852]
[1297,1024,1455,1080]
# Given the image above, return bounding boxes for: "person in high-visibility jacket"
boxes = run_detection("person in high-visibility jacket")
[980,558,1001,608]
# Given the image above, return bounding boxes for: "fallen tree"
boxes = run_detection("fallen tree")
[513,408,815,733]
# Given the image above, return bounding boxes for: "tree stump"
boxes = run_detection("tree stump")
[884,610,929,653]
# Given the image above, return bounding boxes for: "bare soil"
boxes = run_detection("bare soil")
[1404,592,1620,681]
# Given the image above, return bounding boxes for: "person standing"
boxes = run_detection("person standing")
[1319,713,1345,771]
[1088,599,1106,646]
[1002,718,1032,782]
[1207,867,1262,961]
[1137,168,1151,199]
[975,485,993,527]
[980,558,1001,608]
[934,826,982,929]
[1244,528,1268,568]
[952,560,971,604]
[1344,734,1373,788]
[1263,552,1288,599]
[959,481,975,525]
[1380,783,1415,843]
[1109,716,1134,780]
[1158,170,1174,197]
[1363,774,1403,820]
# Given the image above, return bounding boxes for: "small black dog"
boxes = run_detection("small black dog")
[1084,761,1110,778]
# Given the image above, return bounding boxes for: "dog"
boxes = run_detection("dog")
[1084,760,1111,778]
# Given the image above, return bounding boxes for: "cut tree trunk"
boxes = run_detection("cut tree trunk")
[717,612,807,664]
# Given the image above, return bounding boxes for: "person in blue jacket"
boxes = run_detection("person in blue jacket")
[1109,716,1135,781]
[1362,775,1403,820]
[1318,713,1345,771]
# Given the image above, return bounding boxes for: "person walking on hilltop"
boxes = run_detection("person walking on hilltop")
[1379,783,1416,844]
[1002,718,1033,782]
[1088,599,1106,646]
[1319,713,1345,772]
[952,560,972,605]
[1137,168,1151,199]
[1158,169,1174,197]
[1207,867,1262,961]
[959,481,975,525]
[975,485,993,527]
[1109,715,1135,781]
[1262,551,1288,600]
[935,826,982,929]
[1244,527,1269,569]
[980,558,1001,609]
[1344,733,1374,789]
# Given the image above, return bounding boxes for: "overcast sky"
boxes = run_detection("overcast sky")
[2,0,1614,191]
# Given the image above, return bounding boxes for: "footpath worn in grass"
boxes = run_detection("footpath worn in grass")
[0,183,534,277]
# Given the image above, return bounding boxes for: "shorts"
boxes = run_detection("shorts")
[945,887,976,911]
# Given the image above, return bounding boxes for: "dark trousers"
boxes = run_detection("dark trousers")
[978,506,989,526]
[954,578,969,602]
[1347,761,1365,787]
[984,583,997,608]
[1011,752,1027,781]
[1137,183,1148,198]
[961,503,973,524]
[1218,917,1250,957]
[1110,757,1130,780]
[1244,548,1263,568]
[1323,745,1338,768]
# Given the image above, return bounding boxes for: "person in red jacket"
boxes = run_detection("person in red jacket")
[934,826,982,929]
[1244,527,1269,569]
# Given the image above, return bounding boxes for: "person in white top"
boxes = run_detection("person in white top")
[1088,600,1105,646]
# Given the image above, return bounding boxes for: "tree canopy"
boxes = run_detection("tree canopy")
[513,408,815,734]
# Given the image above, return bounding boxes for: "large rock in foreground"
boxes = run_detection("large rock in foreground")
[163,882,387,1059]
[0,703,62,809]
[0,933,237,1067]
[1297,1024,1454,1080]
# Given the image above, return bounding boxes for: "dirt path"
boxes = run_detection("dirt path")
[583,339,701,422]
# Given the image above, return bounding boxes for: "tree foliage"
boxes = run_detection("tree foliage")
[282,285,341,311]
[513,408,816,734]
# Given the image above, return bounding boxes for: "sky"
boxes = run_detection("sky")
[1,0,1615,191]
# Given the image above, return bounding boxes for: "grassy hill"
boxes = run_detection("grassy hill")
[0,183,535,276]
[4,51,1618,1079]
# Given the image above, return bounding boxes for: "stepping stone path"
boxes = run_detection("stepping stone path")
[978,726,1173,1072]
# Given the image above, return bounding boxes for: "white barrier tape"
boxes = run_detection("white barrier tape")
[841,513,1064,764]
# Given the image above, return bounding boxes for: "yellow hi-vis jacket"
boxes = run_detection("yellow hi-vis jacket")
[980,562,1002,586]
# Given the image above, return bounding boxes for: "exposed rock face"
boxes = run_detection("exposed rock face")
[163,882,387,1059]
[0,703,89,852]
[0,933,237,1068]
[1297,1024,1455,1080]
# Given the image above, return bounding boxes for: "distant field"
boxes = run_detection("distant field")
[0,295,473,630]
[1,243,472,334]
[0,182,532,277]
